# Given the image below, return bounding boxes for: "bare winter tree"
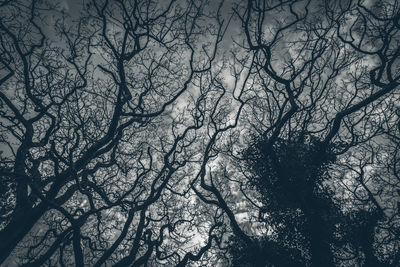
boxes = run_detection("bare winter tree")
[0,0,399,266]
[187,0,400,266]
[0,0,238,265]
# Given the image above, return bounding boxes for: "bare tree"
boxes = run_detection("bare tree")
[0,0,235,265]
[188,0,400,266]
[1,0,399,266]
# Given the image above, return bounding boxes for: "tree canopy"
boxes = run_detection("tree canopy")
[0,0,399,266]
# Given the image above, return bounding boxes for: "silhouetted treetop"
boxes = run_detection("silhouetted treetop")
[0,0,399,266]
